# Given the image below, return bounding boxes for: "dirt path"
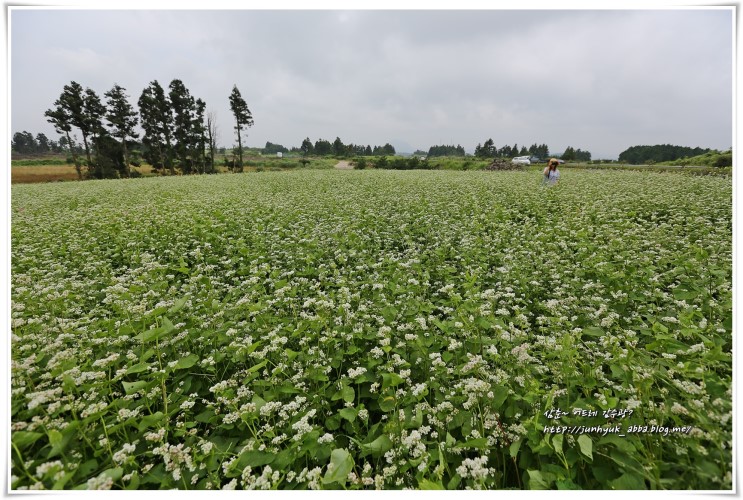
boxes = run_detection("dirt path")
[334,160,353,170]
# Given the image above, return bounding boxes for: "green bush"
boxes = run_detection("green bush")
[714,155,732,168]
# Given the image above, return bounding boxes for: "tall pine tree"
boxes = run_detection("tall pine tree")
[228,85,254,172]
[105,84,139,177]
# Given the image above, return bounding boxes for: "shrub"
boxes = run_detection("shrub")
[714,155,732,168]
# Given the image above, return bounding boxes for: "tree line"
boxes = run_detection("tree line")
[11,131,71,155]
[472,140,591,161]
[427,144,466,157]
[294,137,395,157]
[40,79,253,179]
[617,144,711,164]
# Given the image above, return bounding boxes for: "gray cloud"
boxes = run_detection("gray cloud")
[10,9,732,158]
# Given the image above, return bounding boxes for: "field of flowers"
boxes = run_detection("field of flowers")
[11,169,732,490]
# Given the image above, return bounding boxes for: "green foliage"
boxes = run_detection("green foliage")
[11,170,732,490]
[652,149,732,168]
[561,146,591,162]
[228,85,254,171]
[371,156,437,170]
[427,144,466,157]
[262,142,288,155]
[618,144,710,164]
[138,80,174,173]
[12,131,66,155]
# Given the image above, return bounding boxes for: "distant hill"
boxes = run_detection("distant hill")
[656,149,732,167]
[617,144,710,164]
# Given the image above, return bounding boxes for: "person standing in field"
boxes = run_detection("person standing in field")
[543,158,561,185]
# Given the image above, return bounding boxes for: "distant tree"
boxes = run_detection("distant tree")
[138,80,174,173]
[381,143,396,155]
[574,148,591,162]
[169,79,197,174]
[365,145,373,156]
[83,87,107,178]
[476,138,495,158]
[228,85,254,172]
[300,137,314,156]
[35,133,51,153]
[314,139,332,156]
[206,111,219,174]
[333,137,345,156]
[617,144,709,164]
[45,84,85,179]
[94,133,125,179]
[193,98,207,174]
[427,144,465,157]
[104,84,139,177]
[263,141,289,155]
[11,131,37,154]
[60,82,94,171]
[561,146,576,161]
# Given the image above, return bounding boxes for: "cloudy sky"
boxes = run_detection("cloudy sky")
[9,7,733,159]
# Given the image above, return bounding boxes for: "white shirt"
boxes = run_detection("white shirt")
[544,169,560,185]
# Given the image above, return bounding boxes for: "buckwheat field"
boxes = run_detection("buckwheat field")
[10,169,732,490]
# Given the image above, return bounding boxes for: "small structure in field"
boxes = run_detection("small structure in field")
[276,152,283,158]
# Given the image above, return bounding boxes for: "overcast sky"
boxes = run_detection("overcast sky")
[9,8,733,159]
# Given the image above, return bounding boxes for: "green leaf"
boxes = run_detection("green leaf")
[673,289,698,300]
[125,362,150,375]
[509,439,522,458]
[419,478,444,489]
[610,473,646,490]
[447,474,461,489]
[455,437,488,449]
[235,450,275,469]
[99,467,124,482]
[556,479,582,490]
[52,470,76,489]
[12,431,42,450]
[47,423,77,459]
[48,429,62,448]
[379,396,396,412]
[360,434,392,456]
[552,434,563,453]
[577,435,593,460]
[342,385,355,403]
[135,317,176,342]
[492,385,509,408]
[652,322,668,334]
[77,459,98,478]
[325,413,341,431]
[122,380,149,395]
[246,359,268,374]
[137,412,164,432]
[195,409,215,423]
[445,432,456,447]
[583,326,604,337]
[528,470,550,489]
[322,448,354,485]
[339,408,357,422]
[332,385,355,403]
[168,297,187,314]
[381,372,404,389]
[173,353,199,370]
